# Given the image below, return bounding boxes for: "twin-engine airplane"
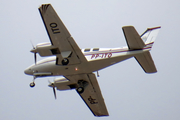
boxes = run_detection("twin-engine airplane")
[24,4,161,117]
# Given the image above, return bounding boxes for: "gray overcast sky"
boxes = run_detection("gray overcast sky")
[0,0,180,120]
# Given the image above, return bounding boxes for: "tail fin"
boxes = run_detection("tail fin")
[141,26,161,46]
[122,26,161,73]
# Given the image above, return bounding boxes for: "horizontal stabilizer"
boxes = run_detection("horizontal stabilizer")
[135,51,157,73]
[122,26,145,50]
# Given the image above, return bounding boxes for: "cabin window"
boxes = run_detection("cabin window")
[84,48,90,52]
[93,48,99,51]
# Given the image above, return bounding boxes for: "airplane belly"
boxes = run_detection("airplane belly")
[34,61,89,76]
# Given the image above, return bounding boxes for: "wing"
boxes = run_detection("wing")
[39,4,87,65]
[65,73,109,117]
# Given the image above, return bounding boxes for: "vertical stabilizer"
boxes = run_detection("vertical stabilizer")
[141,27,161,44]
[122,26,161,73]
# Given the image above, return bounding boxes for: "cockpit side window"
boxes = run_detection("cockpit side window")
[84,48,91,52]
[93,48,99,51]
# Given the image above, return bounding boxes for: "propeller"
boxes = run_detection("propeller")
[53,84,57,99]
[48,80,57,99]
[30,41,37,65]
[34,52,37,65]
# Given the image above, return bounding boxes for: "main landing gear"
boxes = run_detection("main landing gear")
[76,80,88,94]
[30,76,36,88]
[77,87,84,94]
[61,58,69,65]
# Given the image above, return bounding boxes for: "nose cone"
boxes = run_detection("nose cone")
[24,68,33,75]
[48,82,55,87]
[48,83,53,87]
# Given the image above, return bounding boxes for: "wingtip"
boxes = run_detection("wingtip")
[122,25,134,29]
[38,4,51,10]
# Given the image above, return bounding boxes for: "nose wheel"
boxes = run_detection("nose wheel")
[30,76,36,88]
[30,82,35,87]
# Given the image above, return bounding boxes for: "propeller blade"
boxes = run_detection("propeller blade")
[30,41,37,65]
[30,40,35,49]
[53,85,57,99]
[34,52,37,64]
[48,80,57,99]
[48,80,51,84]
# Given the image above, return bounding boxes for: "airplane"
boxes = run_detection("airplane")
[24,4,161,117]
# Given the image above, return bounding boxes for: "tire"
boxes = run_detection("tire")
[30,82,35,88]
[61,58,69,65]
[77,87,84,94]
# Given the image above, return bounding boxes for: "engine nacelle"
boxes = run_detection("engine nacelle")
[31,42,60,57]
[54,78,76,90]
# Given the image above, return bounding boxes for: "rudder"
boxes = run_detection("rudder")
[141,26,161,45]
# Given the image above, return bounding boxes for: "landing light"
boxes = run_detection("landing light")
[75,67,78,71]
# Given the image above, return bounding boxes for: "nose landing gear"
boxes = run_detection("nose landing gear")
[30,82,35,87]
[30,76,36,88]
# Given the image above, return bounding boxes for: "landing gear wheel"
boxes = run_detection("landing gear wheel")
[61,58,69,65]
[30,82,35,88]
[77,87,84,94]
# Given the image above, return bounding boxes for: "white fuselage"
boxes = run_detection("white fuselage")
[24,44,152,77]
